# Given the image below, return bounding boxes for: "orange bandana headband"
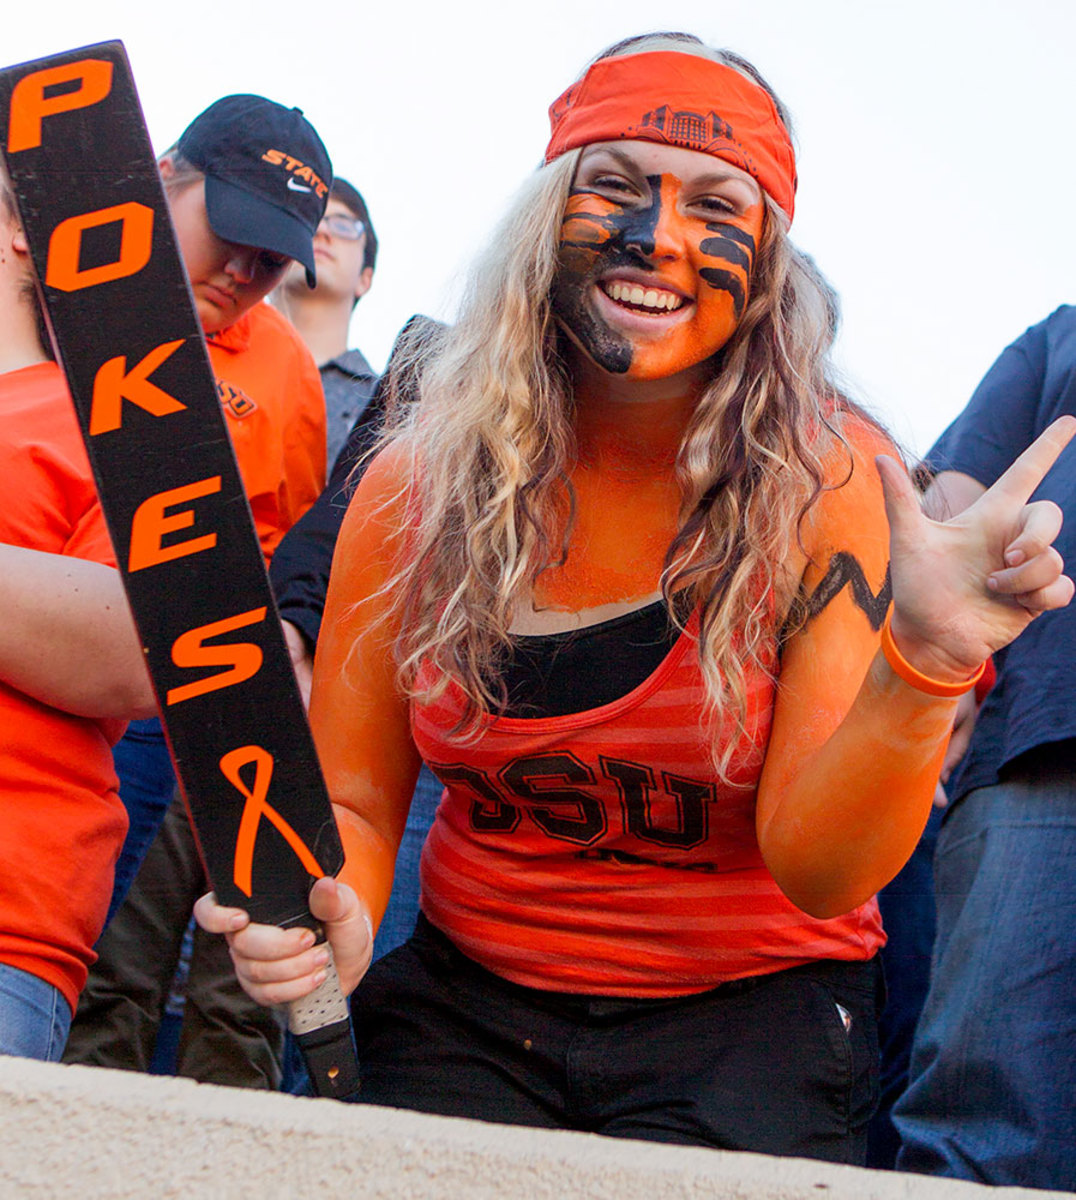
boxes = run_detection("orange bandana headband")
[545,51,797,222]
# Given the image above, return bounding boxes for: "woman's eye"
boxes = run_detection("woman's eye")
[590,174,635,195]
[696,196,737,217]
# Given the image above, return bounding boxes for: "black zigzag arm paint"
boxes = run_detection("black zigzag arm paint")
[806,552,892,631]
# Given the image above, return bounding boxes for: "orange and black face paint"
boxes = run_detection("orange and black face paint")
[552,170,761,379]
[552,174,663,374]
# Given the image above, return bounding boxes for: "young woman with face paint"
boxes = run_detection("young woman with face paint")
[196,34,1074,1159]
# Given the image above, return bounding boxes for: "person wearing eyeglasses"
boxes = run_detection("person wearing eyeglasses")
[273,178,379,468]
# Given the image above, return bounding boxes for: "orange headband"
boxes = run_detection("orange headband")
[545,51,797,222]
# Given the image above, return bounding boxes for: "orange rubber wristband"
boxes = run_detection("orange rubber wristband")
[880,613,987,698]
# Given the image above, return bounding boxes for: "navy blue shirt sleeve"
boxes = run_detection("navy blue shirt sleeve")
[270,380,387,649]
[927,322,1050,485]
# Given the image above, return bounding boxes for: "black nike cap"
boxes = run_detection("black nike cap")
[177,94,332,287]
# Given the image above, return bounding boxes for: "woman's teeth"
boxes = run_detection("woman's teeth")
[602,281,684,313]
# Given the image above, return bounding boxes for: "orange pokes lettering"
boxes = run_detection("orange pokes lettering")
[90,339,186,434]
[166,607,268,706]
[220,745,325,897]
[46,202,154,292]
[128,476,221,572]
[7,59,113,153]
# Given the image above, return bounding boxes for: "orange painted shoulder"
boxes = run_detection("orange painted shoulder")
[246,299,292,337]
[810,409,900,514]
[331,438,421,588]
[819,407,900,484]
[345,438,418,517]
[795,407,900,570]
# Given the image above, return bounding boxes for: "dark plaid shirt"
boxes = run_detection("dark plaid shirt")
[321,347,378,468]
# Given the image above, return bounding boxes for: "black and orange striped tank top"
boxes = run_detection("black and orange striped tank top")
[411,607,883,998]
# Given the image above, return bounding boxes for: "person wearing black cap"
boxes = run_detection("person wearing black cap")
[174,94,330,293]
[63,95,332,1089]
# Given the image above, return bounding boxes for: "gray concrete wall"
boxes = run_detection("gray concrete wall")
[0,1056,1071,1200]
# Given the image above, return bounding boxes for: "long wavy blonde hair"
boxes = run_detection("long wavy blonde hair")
[372,34,870,778]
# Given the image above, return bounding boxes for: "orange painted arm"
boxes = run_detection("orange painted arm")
[308,444,422,932]
[756,423,958,918]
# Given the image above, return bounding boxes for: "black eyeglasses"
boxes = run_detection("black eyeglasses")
[318,213,365,241]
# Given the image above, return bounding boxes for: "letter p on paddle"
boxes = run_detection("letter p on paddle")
[7,59,113,153]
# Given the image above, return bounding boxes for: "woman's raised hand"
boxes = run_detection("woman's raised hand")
[193,875,374,1006]
[876,416,1075,682]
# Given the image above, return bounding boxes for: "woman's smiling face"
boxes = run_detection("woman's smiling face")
[552,140,766,392]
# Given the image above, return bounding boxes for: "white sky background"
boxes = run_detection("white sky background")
[7,0,1075,457]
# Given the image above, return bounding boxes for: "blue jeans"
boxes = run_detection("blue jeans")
[867,802,941,1169]
[894,752,1076,1189]
[107,717,176,925]
[371,765,442,959]
[0,964,72,1061]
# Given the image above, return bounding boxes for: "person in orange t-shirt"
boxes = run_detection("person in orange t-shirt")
[200,35,1072,1157]
[0,174,155,1060]
[63,96,327,1087]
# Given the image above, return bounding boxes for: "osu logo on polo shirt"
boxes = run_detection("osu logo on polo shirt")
[218,380,257,419]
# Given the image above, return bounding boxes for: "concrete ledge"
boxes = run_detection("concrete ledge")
[0,1056,1071,1200]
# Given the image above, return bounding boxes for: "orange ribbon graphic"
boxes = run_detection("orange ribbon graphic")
[220,745,325,897]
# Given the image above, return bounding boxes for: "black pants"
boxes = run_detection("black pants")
[64,794,283,1088]
[352,916,882,1163]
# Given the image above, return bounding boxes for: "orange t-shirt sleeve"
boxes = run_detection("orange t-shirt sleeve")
[63,494,116,568]
[756,419,958,917]
[308,444,422,926]
[0,363,129,1010]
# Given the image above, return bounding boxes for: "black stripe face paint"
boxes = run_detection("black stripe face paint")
[699,224,756,318]
[551,143,764,386]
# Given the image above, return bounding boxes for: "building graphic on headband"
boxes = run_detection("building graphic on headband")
[635,106,737,153]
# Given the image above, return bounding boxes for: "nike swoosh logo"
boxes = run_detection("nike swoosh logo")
[287,178,313,193]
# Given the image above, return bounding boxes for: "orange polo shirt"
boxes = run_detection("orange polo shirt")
[207,301,326,562]
[0,362,128,1012]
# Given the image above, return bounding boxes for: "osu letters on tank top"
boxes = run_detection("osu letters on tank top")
[411,605,884,999]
